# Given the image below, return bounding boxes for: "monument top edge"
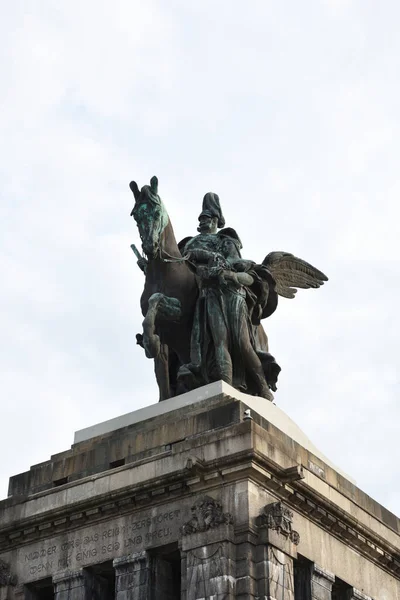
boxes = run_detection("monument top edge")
[74,380,228,443]
[73,381,355,484]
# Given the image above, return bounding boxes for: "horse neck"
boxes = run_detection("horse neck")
[146,219,183,280]
[159,219,181,260]
[141,215,197,320]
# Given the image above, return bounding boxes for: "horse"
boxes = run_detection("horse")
[130,176,280,401]
[129,176,198,400]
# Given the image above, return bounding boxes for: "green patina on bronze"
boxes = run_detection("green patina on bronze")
[130,176,169,260]
[129,176,328,402]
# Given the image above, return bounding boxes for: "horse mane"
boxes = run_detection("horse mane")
[132,185,163,216]
[132,184,170,237]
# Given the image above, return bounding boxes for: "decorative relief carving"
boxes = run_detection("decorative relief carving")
[181,495,233,535]
[290,529,300,545]
[0,558,17,587]
[257,502,300,545]
[186,545,224,599]
[268,547,294,598]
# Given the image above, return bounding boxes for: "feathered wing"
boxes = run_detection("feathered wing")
[262,252,328,299]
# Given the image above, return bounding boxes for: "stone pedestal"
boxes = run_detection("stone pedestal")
[0,382,399,600]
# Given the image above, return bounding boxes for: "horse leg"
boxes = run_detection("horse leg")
[154,343,171,401]
[138,330,182,400]
[142,292,182,359]
[137,333,171,400]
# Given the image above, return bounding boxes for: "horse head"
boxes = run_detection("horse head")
[130,176,169,259]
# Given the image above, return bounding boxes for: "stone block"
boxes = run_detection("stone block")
[346,589,372,600]
[235,573,257,596]
[255,546,294,600]
[1,384,399,600]
[113,552,150,600]
[182,540,236,600]
[53,569,91,600]
[311,564,335,600]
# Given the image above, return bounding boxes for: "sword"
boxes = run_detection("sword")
[130,244,143,260]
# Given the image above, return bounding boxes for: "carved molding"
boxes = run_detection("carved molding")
[53,569,85,587]
[181,495,233,535]
[257,501,300,545]
[0,558,17,587]
[113,550,149,571]
[312,563,335,583]
[352,589,372,600]
[1,455,399,581]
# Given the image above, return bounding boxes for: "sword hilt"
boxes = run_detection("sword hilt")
[130,244,142,260]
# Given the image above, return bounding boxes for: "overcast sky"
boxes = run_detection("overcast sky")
[1,1,399,516]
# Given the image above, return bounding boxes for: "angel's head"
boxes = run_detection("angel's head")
[220,236,242,260]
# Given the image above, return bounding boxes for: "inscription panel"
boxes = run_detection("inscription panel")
[16,503,185,583]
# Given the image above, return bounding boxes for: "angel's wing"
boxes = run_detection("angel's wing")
[262,252,328,299]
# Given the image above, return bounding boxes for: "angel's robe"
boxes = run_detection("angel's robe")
[181,233,279,395]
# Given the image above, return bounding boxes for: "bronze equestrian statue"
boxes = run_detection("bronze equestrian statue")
[130,176,328,402]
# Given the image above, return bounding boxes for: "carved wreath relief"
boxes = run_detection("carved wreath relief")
[258,501,300,545]
[181,495,234,535]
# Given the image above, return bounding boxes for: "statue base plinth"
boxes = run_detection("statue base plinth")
[73,380,353,482]
[2,382,399,599]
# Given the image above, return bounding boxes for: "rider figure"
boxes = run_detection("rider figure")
[179,194,277,399]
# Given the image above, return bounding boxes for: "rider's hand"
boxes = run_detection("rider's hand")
[137,257,148,273]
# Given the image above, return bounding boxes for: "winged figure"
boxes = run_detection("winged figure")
[262,251,328,300]
[208,232,328,325]
[175,227,328,399]
[130,175,328,402]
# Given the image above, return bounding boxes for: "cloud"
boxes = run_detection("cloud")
[1,1,399,520]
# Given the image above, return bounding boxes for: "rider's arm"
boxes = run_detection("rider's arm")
[231,258,256,272]
[187,249,217,263]
[223,271,254,287]
[137,257,148,274]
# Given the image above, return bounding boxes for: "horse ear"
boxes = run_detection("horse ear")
[129,181,140,200]
[150,176,158,194]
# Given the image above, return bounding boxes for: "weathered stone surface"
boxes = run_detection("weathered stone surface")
[72,382,353,481]
[181,502,236,600]
[0,386,399,600]
[255,545,295,599]
[311,564,335,600]
[53,569,89,600]
[182,495,233,535]
[113,552,150,600]
[184,543,235,600]
[257,501,300,560]
[0,558,16,587]
[16,503,183,584]
[346,588,373,600]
